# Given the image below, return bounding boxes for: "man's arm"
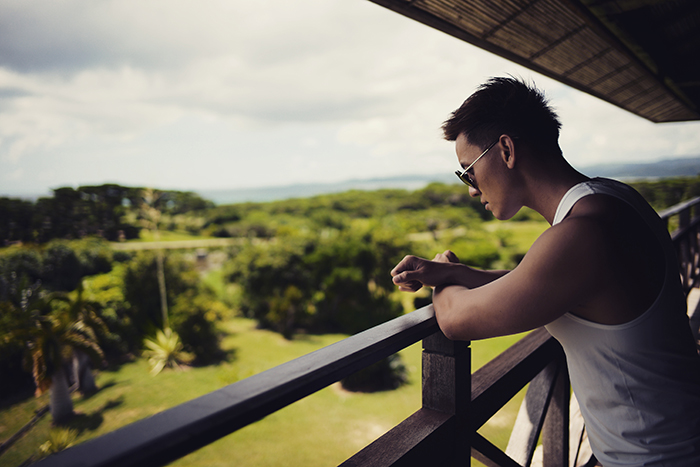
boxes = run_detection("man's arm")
[432,218,604,341]
[391,251,510,292]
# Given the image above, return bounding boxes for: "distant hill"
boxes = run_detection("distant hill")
[5,157,699,205]
[197,176,439,205]
[579,157,700,180]
[198,156,700,205]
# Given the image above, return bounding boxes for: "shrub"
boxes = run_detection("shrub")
[171,292,225,365]
[341,353,408,392]
[0,247,43,298]
[122,251,199,335]
[142,328,193,375]
[81,267,133,357]
[122,252,224,361]
[73,237,113,276]
[226,225,409,337]
[42,241,82,291]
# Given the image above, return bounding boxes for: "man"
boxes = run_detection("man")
[391,77,700,466]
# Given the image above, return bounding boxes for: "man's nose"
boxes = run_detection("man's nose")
[468,186,481,197]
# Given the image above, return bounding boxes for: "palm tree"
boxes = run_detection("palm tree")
[0,283,104,423]
[66,285,108,395]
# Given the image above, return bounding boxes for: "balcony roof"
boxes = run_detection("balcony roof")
[369,0,700,123]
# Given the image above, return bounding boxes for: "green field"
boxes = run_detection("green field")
[0,315,525,467]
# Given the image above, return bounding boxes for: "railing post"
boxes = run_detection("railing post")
[422,331,471,465]
[680,206,691,230]
[541,359,570,467]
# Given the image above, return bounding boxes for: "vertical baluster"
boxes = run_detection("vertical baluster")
[422,331,471,465]
[680,207,691,231]
[541,359,570,467]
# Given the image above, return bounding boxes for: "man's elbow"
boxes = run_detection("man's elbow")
[433,287,459,340]
[434,304,467,341]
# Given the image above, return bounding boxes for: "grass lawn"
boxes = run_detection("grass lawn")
[0,316,526,467]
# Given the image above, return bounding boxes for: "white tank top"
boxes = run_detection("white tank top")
[545,178,700,466]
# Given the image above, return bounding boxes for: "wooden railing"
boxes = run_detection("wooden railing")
[659,196,700,294]
[35,197,700,467]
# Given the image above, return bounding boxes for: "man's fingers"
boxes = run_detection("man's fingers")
[392,270,423,292]
[391,255,416,277]
[392,270,414,284]
[443,250,460,263]
[397,280,422,292]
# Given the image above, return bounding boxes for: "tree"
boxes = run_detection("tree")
[140,189,169,330]
[42,241,82,291]
[66,285,109,394]
[0,283,104,422]
[227,224,408,336]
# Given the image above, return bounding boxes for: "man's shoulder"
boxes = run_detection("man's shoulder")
[523,199,623,276]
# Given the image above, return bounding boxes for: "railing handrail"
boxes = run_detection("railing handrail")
[658,196,700,220]
[34,307,438,467]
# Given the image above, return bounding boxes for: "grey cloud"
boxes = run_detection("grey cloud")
[0,87,31,98]
[0,0,406,74]
[0,1,232,73]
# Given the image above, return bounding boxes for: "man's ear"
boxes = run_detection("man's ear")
[499,135,517,169]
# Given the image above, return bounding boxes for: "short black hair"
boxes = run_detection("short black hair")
[442,77,562,155]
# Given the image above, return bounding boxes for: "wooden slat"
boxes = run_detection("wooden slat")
[541,361,570,467]
[472,433,523,467]
[506,362,561,467]
[471,328,563,431]
[569,397,594,467]
[339,408,456,467]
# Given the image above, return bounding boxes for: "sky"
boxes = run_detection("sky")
[1,0,699,198]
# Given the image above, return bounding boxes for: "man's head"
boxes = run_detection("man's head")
[442,77,562,157]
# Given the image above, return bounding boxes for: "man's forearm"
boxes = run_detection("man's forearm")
[442,264,509,289]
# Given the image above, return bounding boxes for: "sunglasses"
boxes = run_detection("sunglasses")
[454,139,499,189]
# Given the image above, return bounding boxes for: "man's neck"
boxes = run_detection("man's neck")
[523,161,589,225]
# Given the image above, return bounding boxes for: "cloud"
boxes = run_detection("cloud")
[0,0,698,195]
[0,0,500,167]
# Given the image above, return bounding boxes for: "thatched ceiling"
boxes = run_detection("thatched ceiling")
[369,0,700,122]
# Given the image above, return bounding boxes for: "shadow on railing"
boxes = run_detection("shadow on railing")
[35,197,700,467]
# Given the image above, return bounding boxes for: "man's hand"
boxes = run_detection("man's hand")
[391,250,460,292]
[432,250,460,264]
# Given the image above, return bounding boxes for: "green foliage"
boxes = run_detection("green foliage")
[0,197,35,243]
[0,239,114,297]
[205,183,484,237]
[142,328,193,375]
[38,427,78,458]
[226,224,408,337]
[122,252,224,363]
[630,176,700,210]
[447,235,501,269]
[0,284,104,397]
[0,184,214,244]
[81,266,132,357]
[42,242,82,291]
[226,236,315,338]
[170,292,226,365]
[0,247,43,298]
[122,252,199,333]
[72,238,114,276]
